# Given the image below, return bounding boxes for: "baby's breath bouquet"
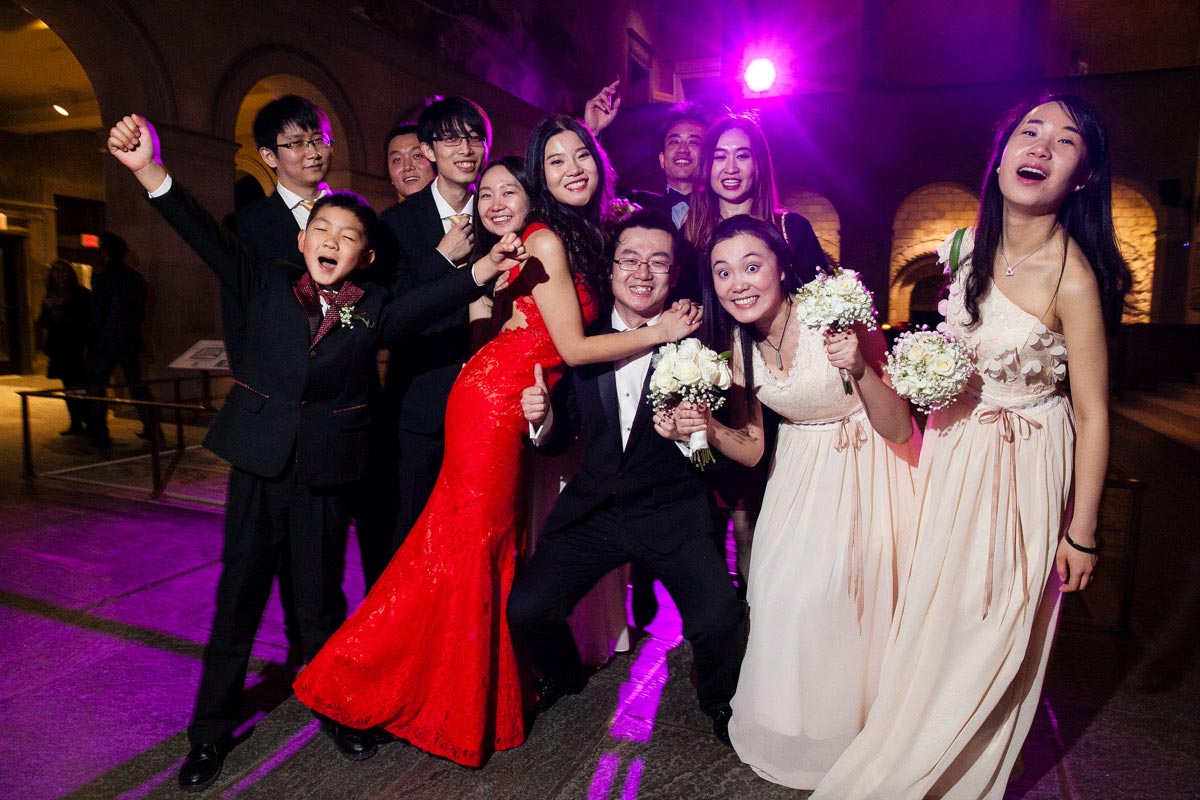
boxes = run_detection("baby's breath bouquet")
[885,328,974,412]
[793,268,878,393]
[648,338,732,469]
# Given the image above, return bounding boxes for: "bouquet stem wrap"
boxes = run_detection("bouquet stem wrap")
[793,269,878,396]
[648,338,732,472]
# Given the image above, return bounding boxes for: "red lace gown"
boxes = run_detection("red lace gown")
[294,223,597,766]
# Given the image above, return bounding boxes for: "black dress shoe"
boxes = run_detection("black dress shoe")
[178,741,227,792]
[709,704,733,747]
[533,673,587,713]
[320,719,378,761]
[60,425,86,436]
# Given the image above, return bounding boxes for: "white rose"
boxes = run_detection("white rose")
[715,362,733,390]
[675,361,702,385]
[699,358,720,385]
[931,356,957,376]
[656,351,678,377]
[677,337,702,356]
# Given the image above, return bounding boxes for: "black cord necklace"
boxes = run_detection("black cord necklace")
[761,300,792,370]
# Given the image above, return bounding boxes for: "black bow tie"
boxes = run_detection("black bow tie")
[666,188,689,205]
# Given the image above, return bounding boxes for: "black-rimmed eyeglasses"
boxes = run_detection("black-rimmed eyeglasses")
[613,257,672,274]
[275,137,332,152]
[432,133,486,147]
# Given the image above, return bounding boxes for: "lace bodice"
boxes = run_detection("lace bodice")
[751,308,864,423]
[937,230,1067,406]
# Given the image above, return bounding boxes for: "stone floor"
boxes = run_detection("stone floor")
[2,375,1198,799]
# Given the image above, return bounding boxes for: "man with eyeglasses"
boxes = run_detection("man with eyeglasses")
[509,210,746,748]
[226,94,335,667]
[376,96,493,583]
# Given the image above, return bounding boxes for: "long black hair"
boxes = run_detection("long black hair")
[698,214,800,399]
[965,93,1131,333]
[469,155,534,263]
[525,114,616,306]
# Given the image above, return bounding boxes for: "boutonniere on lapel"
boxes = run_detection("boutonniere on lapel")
[337,305,375,329]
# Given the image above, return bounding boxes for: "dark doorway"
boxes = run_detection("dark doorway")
[0,235,24,374]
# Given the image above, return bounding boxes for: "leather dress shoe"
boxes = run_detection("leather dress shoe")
[709,704,733,747]
[534,673,587,713]
[178,741,228,792]
[321,719,378,761]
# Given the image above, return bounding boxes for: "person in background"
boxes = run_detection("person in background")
[37,259,92,436]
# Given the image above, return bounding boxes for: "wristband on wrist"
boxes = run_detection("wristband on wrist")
[1065,532,1101,555]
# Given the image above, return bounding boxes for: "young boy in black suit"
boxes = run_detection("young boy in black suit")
[107,114,521,792]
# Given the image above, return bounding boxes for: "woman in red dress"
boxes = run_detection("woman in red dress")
[294,116,701,766]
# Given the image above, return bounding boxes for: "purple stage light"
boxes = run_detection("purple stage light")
[745,58,777,92]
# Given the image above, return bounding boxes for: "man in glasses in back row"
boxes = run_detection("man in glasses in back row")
[375,97,494,585]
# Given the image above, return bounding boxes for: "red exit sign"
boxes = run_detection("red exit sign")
[80,234,100,248]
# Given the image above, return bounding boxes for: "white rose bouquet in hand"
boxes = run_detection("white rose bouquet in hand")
[793,268,878,394]
[885,328,974,412]
[648,338,732,469]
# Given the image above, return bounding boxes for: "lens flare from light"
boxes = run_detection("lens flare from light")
[53,104,69,117]
[745,58,777,93]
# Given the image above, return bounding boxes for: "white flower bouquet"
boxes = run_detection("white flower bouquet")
[793,268,878,393]
[885,328,975,412]
[648,337,732,469]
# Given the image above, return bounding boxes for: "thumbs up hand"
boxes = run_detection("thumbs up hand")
[521,363,550,425]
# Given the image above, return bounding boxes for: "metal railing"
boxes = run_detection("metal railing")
[18,375,221,499]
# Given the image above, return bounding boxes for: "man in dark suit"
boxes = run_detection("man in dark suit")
[107,113,518,791]
[226,95,334,659]
[507,210,746,746]
[375,96,491,582]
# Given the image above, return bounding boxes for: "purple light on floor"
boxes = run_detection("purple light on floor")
[587,752,620,800]
[222,718,321,798]
[620,758,644,800]
[116,758,188,800]
[609,635,677,742]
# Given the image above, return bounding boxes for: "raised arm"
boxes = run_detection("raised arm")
[825,327,914,444]
[108,114,262,306]
[1054,253,1107,592]
[525,227,700,366]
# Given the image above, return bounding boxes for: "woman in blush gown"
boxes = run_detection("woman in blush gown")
[294,116,701,767]
[676,214,919,790]
[814,94,1131,800]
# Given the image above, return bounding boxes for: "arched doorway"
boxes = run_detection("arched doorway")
[888,183,977,323]
[892,254,945,328]
[232,75,352,209]
[1111,180,1159,323]
[0,5,104,373]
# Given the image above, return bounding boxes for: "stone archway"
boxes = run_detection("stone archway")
[1111,180,1158,323]
[213,46,366,195]
[891,254,946,326]
[781,190,841,265]
[888,183,977,323]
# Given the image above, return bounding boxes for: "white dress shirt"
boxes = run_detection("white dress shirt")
[530,309,689,456]
[276,181,330,228]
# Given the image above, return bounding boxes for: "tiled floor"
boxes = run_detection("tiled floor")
[2,375,1198,799]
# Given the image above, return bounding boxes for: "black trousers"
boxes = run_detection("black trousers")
[507,500,747,716]
[188,464,349,745]
[84,351,153,436]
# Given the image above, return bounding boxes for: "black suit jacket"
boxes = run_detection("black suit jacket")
[538,326,713,553]
[221,190,303,375]
[380,184,472,435]
[149,181,485,489]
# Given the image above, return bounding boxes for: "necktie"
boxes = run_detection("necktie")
[666,188,688,205]
[298,199,316,212]
[318,288,338,312]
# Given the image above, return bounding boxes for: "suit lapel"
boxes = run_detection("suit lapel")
[414,187,443,250]
[595,366,622,453]
[621,362,656,457]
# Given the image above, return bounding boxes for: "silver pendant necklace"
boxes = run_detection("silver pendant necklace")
[1000,227,1057,277]
[761,302,792,370]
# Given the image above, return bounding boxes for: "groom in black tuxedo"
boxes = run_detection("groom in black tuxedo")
[507,210,746,745]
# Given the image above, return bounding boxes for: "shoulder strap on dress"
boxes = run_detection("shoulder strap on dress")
[948,227,968,276]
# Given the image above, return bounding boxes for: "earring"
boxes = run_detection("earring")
[996,166,1001,174]
[1073,184,1085,192]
